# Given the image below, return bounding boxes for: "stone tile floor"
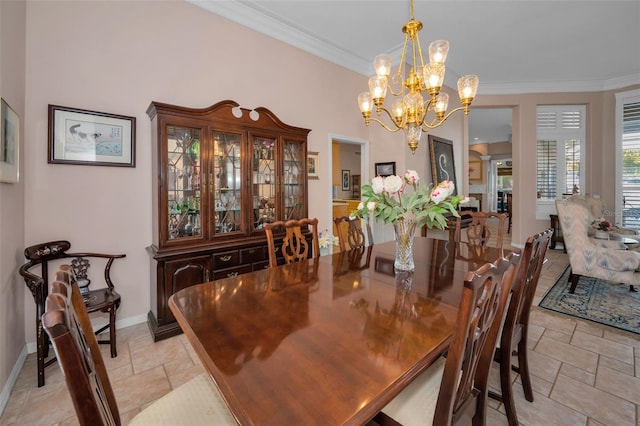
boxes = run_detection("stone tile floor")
[1,247,639,425]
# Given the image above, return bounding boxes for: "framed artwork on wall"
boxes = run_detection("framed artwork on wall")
[469,160,482,181]
[48,104,136,167]
[0,98,20,183]
[342,169,350,190]
[307,151,319,179]
[374,162,396,177]
[428,134,457,195]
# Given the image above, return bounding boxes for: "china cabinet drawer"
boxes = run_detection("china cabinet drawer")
[213,264,252,280]
[240,246,266,263]
[214,250,240,268]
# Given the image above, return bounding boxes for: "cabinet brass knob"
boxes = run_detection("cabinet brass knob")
[220,255,232,262]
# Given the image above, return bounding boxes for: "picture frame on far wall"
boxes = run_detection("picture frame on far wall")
[0,98,20,183]
[307,151,319,179]
[48,104,136,167]
[0,99,20,183]
[469,160,482,181]
[428,134,457,195]
[374,161,396,177]
[342,169,350,191]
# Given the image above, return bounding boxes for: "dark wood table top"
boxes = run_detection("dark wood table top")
[169,238,508,425]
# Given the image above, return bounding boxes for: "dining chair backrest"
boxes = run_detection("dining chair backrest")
[435,252,517,424]
[264,218,320,268]
[42,269,121,425]
[454,211,507,249]
[490,228,552,425]
[333,216,371,251]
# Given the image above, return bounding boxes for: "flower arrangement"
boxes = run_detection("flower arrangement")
[592,217,615,232]
[350,170,461,230]
[318,229,339,249]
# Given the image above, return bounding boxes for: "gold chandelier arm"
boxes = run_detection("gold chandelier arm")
[420,105,469,130]
[368,116,404,133]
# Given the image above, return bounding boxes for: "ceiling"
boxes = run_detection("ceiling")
[188,0,640,143]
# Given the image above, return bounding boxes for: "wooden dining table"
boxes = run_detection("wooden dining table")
[169,237,509,425]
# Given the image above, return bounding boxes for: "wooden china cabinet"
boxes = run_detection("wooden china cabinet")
[146,100,310,341]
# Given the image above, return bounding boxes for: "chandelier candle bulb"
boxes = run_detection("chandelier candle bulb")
[356,0,479,153]
[429,40,449,64]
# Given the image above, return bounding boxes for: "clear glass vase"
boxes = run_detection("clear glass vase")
[393,218,417,271]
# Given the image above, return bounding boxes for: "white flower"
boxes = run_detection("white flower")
[384,175,403,194]
[367,201,376,212]
[371,176,384,194]
[404,170,419,185]
[357,202,364,210]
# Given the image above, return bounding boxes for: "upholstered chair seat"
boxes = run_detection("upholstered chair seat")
[556,199,640,293]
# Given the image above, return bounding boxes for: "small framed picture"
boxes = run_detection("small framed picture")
[375,162,396,177]
[307,151,319,179]
[0,98,20,183]
[469,160,482,181]
[342,169,350,190]
[48,105,136,167]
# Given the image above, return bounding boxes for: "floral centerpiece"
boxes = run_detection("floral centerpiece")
[591,217,615,239]
[350,170,461,270]
[592,218,615,232]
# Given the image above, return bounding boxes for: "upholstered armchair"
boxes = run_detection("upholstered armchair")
[556,199,639,293]
[566,195,640,246]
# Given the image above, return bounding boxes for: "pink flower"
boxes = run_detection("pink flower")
[430,180,456,204]
[404,170,419,185]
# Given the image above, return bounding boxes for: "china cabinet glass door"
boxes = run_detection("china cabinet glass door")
[283,139,305,220]
[252,135,277,230]
[167,126,202,241]
[213,131,242,236]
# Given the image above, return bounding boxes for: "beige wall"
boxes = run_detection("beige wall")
[0,0,26,405]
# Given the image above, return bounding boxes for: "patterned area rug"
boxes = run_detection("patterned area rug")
[539,266,640,335]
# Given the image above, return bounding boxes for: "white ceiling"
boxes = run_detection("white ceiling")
[188,0,640,142]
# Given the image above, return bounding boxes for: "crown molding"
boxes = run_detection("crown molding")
[188,0,371,75]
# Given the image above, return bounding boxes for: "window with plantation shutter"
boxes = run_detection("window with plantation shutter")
[616,90,640,230]
[536,105,586,200]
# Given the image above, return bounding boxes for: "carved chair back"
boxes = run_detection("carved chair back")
[333,216,372,251]
[454,211,507,249]
[434,252,517,424]
[489,228,552,425]
[264,218,320,268]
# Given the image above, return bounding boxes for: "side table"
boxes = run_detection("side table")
[549,214,566,253]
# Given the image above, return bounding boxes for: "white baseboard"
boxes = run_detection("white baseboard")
[0,346,28,418]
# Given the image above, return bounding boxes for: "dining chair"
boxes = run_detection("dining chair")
[264,218,320,268]
[453,211,507,249]
[506,193,513,233]
[333,216,372,251]
[377,252,517,425]
[488,228,552,426]
[42,266,236,426]
[19,240,124,387]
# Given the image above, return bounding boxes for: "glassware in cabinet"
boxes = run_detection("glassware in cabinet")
[166,125,202,240]
[213,131,242,235]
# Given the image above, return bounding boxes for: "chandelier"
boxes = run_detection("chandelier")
[357,0,479,154]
